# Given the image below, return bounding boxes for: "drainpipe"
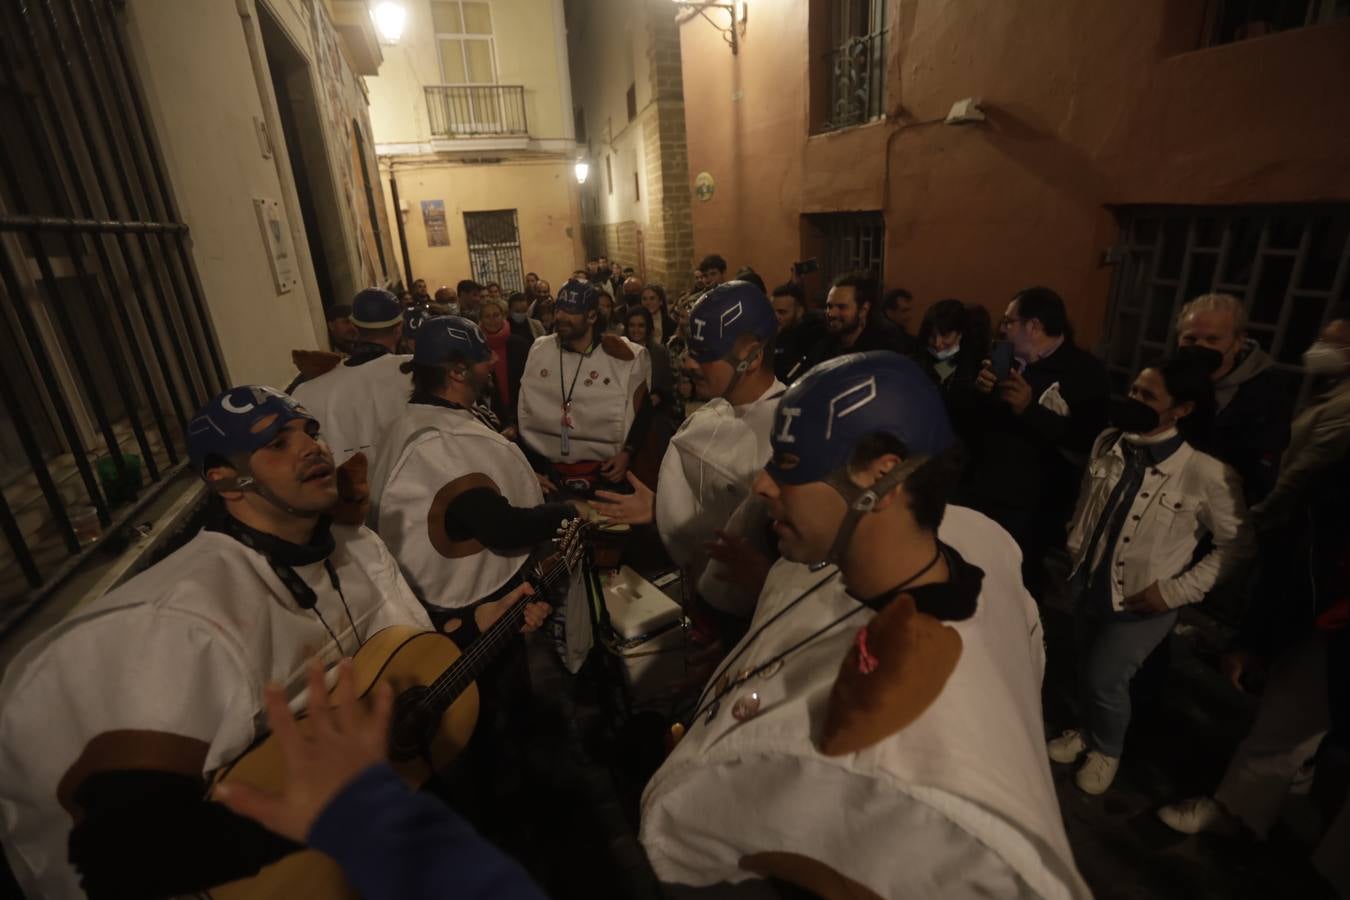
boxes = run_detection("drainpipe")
[387,165,413,289]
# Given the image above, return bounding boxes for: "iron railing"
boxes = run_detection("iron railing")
[425,84,528,138]
[0,0,225,634]
[823,29,886,131]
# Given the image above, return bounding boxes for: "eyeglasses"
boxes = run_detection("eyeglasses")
[1000,316,1024,328]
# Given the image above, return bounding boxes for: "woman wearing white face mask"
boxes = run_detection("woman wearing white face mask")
[916,298,990,389]
[1049,356,1253,795]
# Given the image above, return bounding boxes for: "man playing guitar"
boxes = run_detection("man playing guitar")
[0,386,538,898]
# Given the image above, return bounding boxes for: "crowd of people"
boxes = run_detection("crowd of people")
[0,246,1347,899]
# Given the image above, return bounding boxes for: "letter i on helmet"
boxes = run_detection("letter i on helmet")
[187,386,323,513]
[687,280,779,394]
[765,351,956,565]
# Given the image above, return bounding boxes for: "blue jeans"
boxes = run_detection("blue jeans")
[1074,582,1178,758]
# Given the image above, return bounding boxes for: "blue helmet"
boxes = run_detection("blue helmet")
[687,280,779,365]
[350,288,403,329]
[187,386,318,477]
[403,304,430,336]
[413,315,493,366]
[554,279,601,315]
[766,351,954,487]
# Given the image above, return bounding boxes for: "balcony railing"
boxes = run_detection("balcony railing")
[425,84,528,138]
[823,30,886,132]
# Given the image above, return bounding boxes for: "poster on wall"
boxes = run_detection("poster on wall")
[422,200,449,247]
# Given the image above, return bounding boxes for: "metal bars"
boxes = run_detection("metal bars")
[821,0,886,132]
[425,84,528,138]
[0,0,224,624]
[464,209,524,293]
[1104,205,1350,396]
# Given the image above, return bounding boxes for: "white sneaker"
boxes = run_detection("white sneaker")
[1047,729,1087,764]
[1157,796,1240,836]
[1075,751,1120,795]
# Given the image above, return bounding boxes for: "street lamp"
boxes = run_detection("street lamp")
[670,1,746,55]
[574,159,590,185]
[371,2,408,45]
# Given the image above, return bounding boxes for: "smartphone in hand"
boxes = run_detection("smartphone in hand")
[989,340,1015,380]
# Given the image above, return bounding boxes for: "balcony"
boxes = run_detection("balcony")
[822,29,886,132]
[425,84,529,139]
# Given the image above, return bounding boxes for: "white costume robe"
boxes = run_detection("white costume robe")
[0,525,429,899]
[654,380,784,614]
[370,402,545,609]
[291,352,412,465]
[641,506,1089,899]
[517,334,651,464]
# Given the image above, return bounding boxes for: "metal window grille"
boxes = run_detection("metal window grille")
[0,0,225,632]
[425,85,528,138]
[819,211,886,284]
[822,0,886,132]
[464,210,525,294]
[1104,205,1350,399]
[1206,0,1350,46]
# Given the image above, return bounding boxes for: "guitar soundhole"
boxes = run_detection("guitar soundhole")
[388,686,435,762]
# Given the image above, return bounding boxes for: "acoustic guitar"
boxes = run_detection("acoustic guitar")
[206,517,592,899]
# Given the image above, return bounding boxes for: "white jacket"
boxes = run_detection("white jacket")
[1066,429,1253,611]
[291,352,412,466]
[642,506,1087,899]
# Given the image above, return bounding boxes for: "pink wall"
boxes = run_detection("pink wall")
[679,1,1350,345]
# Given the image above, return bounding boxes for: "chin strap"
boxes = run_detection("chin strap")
[206,454,318,519]
[818,455,931,567]
[720,341,765,398]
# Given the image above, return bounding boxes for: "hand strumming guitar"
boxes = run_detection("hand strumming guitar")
[214,659,390,843]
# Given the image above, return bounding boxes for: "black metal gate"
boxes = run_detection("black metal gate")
[464,208,525,293]
[0,0,225,632]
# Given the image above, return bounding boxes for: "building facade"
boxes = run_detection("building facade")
[677,0,1350,382]
[566,0,694,291]
[0,0,398,647]
[366,0,583,294]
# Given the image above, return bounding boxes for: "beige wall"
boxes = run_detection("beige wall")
[384,158,583,288]
[366,0,572,145]
[124,0,397,387]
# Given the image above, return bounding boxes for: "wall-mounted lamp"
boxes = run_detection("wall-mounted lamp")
[671,1,747,55]
[371,1,408,45]
[574,159,591,185]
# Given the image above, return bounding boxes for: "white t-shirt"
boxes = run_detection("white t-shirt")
[370,402,545,609]
[291,352,412,465]
[641,506,1089,899]
[0,525,429,899]
[517,334,651,464]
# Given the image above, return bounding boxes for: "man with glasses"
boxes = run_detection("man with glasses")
[967,287,1110,596]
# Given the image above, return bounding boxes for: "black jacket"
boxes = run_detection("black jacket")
[962,340,1111,519]
[798,321,908,376]
[1204,365,1292,506]
[774,311,827,383]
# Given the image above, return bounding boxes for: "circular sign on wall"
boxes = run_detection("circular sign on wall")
[694,171,715,202]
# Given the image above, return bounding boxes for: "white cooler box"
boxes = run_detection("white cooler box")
[601,566,687,703]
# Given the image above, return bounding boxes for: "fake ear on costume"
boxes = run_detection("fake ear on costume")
[819,595,962,757]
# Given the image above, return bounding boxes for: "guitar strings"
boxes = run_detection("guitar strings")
[419,532,582,710]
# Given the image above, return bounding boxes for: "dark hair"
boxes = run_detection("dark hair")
[831,271,879,310]
[1011,286,1071,339]
[625,305,654,346]
[882,288,913,311]
[457,279,483,296]
[526,271,538,279]
[485,281,501,290]
[918,299,967,342]
[698,254,728,274]
[771,281,806,307]
[1150,356,1217,445]
[642,283,668,308]
[356,322,401,341]
[507,291,529,307]
[849,433,965,532]
[399,360,464,395]
[735,269,766,295]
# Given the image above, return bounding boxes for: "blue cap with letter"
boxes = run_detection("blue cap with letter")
[554,279,600,315]
[187,385,319,478]
[765,351,955,563]
[687,280,779,366]
[350,288,404,328]
[412,315,493,366]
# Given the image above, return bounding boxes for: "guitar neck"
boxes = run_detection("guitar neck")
[419,553,573,714]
